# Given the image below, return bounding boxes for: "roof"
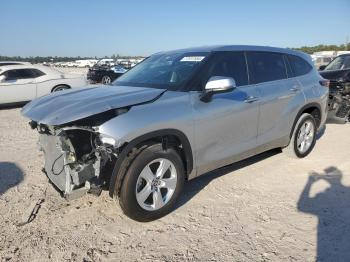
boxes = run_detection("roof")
[156,45,310,61]
[0,61,31,65]
[0,64,62,75]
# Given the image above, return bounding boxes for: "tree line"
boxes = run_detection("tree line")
[1,44,349,63]
[293,43,350,54]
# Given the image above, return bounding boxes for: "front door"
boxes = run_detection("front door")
[191,51,260,175]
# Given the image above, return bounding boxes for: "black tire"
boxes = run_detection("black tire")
[101,75,112,85]
[283,113,317,158]
[119,143,185,222]
[52,85,69,92]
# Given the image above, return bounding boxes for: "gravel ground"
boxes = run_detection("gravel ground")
[0,108,350,262]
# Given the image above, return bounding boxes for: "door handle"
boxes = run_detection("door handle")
[244,96,259,103]
[290,86,301,92]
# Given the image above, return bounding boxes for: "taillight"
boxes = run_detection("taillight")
[319,79,330,88]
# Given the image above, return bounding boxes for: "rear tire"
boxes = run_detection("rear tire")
[283,113,317,158]
[119,143,185,222]
[101,75,112,85]
[52,85,70,92]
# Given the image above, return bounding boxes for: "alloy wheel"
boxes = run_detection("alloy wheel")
[101,76,112,84]
[135,158,177,211]
[297,120,315,154]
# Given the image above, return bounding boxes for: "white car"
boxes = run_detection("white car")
[0,65,88,106]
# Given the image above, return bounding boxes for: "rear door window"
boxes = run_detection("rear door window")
[288,55,312,76]
[247,52,287,84]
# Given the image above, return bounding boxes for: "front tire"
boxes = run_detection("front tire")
[119,143,185,222]
[283,113,317,158]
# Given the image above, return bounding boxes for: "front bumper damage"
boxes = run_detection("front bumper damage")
[34,123,117,200]
[20,85,167,200]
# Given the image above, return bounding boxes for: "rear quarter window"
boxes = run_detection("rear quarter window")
[288,55,312,77]
[31,69,45,78]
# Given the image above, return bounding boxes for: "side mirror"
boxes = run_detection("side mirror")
[200,76,236,102]
[0,75,5,83]
[319,65,326,71]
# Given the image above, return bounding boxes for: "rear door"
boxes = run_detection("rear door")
[192,51,260,174]
[0,69,37,104]
[247,52,302,146]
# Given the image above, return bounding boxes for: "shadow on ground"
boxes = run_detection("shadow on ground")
[0,162,24,195]
[177,125,327,209]
[298,166,350,261]
[177,148,280,208]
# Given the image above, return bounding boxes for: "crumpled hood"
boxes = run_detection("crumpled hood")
[21,85,165,125]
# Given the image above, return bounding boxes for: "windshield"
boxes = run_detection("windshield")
[325,56,350,71]
[113,52,209,90]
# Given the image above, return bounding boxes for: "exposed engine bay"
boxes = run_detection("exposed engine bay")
[32,122,117,199]
[328,80,350,123]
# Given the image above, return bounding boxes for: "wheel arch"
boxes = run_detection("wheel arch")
[290,103,322,138]
[108,129,194,198]
[51,84,71,92]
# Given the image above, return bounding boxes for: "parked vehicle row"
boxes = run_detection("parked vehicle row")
[54,60,98,68]
[0,65,88,106]
[22,45,328,222]
[53,58,144,69]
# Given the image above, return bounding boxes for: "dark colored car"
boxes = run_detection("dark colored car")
[87,65,127,84]
[319,54,350,123]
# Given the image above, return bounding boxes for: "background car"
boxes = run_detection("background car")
[87,64,127,84]
[319,54,350,123]
[0,65,88,106]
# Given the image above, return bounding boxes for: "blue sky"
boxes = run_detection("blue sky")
[1,0,349,57]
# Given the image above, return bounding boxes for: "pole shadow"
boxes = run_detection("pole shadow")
[297,166,350,261]
[0,162,24,195]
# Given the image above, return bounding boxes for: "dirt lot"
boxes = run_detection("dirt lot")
[0,108,350,262]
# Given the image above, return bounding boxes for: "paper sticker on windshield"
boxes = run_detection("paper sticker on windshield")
[180,56,205,62]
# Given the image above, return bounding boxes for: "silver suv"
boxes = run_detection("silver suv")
[22,45,329,221]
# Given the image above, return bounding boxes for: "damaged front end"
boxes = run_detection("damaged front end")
[21,85,166,199]
[33,122,117,200]
[327,80,350,124]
